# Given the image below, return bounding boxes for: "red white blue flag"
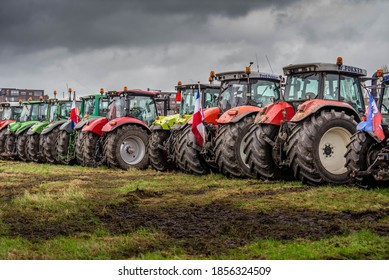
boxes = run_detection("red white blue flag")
[357,92,385,141]
[191,84,205,146]
[69,98,80,129]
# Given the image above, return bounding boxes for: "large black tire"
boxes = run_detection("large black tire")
[42,127,61,164]
[214,115,255,178]
[3,134,17,160]
[148,130,176,171]
[287,109,357,185]
[104,125,149,170]
[76,131,105,167]
[243,123,287,180]
[26,134,45,163]
[0,129,7,158]
[345,131,382,188]
[174,125,209,175]
[16,131,30,162]
[57,130,75,165]
[74,130,85,165]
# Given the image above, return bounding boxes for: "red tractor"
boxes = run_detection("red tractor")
[243,57,366,185]
[75,88,162,170]
[174,66,282,176]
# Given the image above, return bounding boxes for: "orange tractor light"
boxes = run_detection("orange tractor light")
[123,86,128,91]
[177,80,182,86]
[376,69,383,77]
[39,96,43,101]
[245,66,251,74]
[28,97,32,101]
[68,88,72,93]
[336,57,343,66]
[18,99,23,104]
[210,70,215,78]
[100,88,104,94]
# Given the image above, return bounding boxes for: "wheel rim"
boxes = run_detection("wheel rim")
[120,135,145,165]
[318,127,351,175]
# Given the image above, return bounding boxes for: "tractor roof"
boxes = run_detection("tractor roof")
[283,62,367,77]
[175,83,220,91]
[215,71,281,82]
[109,89,160,98]
[81,94,108,100]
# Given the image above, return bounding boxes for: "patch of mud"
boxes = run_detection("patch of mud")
[231,186,312,198]
[100,200,389,256]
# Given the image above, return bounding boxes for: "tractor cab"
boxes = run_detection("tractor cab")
[48,99,77,122]
[216,70,281,113]
[175,82,220,115]
[106,90,159,126]
[375,72,389,124]
[80,93,110,120]
[283,60,366,114]
[0,102,22,122]
[19,100,49,122]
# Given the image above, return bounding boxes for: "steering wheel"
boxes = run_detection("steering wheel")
[305,92,316,99]
[382,103,389,113]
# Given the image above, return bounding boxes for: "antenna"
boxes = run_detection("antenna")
[266,55,274,74]
[255,54,260,72]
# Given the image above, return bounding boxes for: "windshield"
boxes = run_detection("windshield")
[107,96,126,120]
[284,73,320,101]
[219,79,280,111]
[2,108,12,120]
[59,102,73,119]
[204,88,220,108]
[180,89,196,114]
[49,104,59,121]
[129,95,157,126]
[381,84,389,114]
[84,98,96,116]
[99,98,109,116]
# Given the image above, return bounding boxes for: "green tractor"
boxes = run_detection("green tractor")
[148,80,220,171]
[56,90,109,165]
[3,99,49,161]
[26,93,78,163]
[0,102,23,157]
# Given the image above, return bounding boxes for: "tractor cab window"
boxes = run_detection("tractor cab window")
[49,104,59,121]
[251,79,280,106]
[128,96,157,126]
[204,88,220,108]
[59,102,73,119]
[12,107,22,121]
[84,99,96,116]
[218,81,248,111]
[285,73,320,101]
[380,83,389,114]
[38,103,48,121]
[2,107,12,120]
[339,75,364,112]
[107,96,126,120]
[20,105,32,122]
[180,89,196,115]
[99,98,109,116]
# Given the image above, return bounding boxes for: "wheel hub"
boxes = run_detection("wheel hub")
[322,143,334,157]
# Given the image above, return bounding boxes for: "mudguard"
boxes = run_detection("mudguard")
[0,120,15,132]
[82,117,108,136]
[187,107,220,125]
[41,120,68,135]
[216,105,261,124]
[59,120,73,133]
[290,100,360,123]
[102,117,150,134]
[27,121,49,135]
[16,122,38,135]
[152,113,192,130]
[254,101,295,125]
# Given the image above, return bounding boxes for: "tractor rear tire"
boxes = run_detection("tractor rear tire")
[27,134,44,163]
[214,115,254,178]
[0,130,7,158]
[287,109,356,185]
[104,125,149,170]
[4,134,17,160]
[57,130,74,165]
[77,131,105,167]
[243,123,286,180]
[175,125,209,175]
[42,127,61,164]
[345,131,381,188]
[148,130,175,171]
[16,131,30,162]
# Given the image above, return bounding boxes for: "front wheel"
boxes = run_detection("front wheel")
[16,131,30,162]
[148,130,176,171]
[27,134,45,163]
[76,131,105,167]
[287,109,356,185]
[42,127,61,164]
[57,130,75,165]
[104,125,149,170]
[0,130,7,158]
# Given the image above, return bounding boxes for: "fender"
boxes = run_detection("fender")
[16,122,38,135]
[27,121,49,135]
[217,105,261,124]
[60,120,73,133]
[254,101,295,125]
[187,107,221,125]
[102,117,150,134]
[41,120,68,135]
[290,100,361,123]
[0,120,15,132]
[82,117,108,136]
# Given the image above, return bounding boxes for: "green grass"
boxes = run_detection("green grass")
[0,160,388,259]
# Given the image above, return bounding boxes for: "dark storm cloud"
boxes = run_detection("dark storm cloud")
[0,0,299,54]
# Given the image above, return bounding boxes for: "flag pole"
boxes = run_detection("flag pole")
[198,81,205,140]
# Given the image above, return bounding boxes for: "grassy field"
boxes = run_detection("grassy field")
[0,159,388,260]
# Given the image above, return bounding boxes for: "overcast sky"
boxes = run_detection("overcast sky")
[0,0,387,97]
